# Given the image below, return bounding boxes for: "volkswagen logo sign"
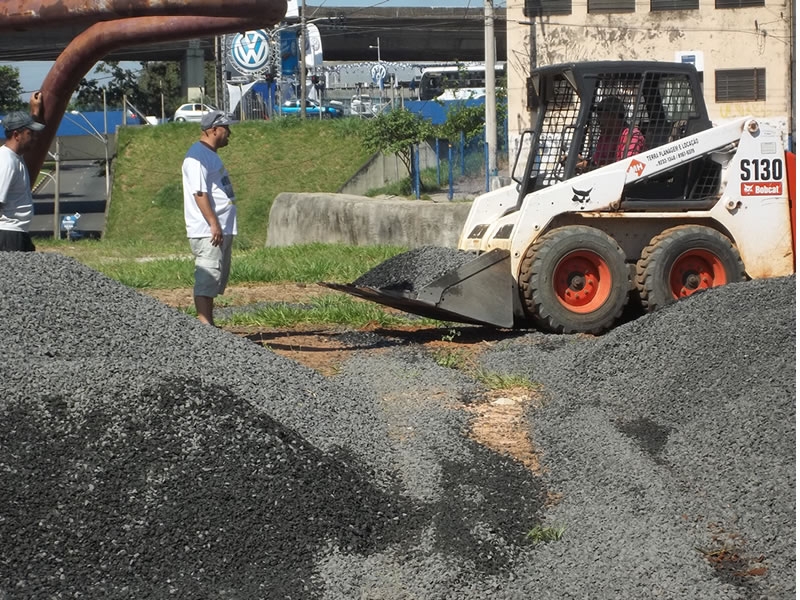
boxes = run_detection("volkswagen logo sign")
[230,30,272,75]
[371,63,387,84]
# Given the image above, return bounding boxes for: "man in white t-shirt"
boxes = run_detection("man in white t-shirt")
[0,92,45,252]
[182,110,237,326]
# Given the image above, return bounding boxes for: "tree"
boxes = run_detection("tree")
[438,91,509,162]
[0,66,25,112]
[437,102,486,143]
[361,109,434,176]
[97,61,145,109]
[73,77,106,112]
[203,61,220,107]
[74,60,218,119]
[73,61,143,113]
[135,61,183,118]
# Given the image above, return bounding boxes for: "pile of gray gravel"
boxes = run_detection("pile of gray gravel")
[478,275,796,599]
[0,252,794,599]
[0,253,542,599]
[353,246,477,292]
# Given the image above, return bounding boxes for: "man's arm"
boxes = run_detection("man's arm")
[193,191,223,247]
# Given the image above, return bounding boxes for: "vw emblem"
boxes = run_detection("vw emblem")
[230,30,272,75]
[371,63,387,83]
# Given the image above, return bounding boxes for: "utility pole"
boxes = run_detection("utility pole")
[52,138,60,239]
[214,36,221,109]
[370,37,382,102]
[300,0,307,119]
[370,37,381,63]
[484,0,497,178]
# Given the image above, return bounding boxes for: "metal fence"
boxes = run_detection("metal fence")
[410,126,509,200]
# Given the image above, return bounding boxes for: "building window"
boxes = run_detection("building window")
[588,0,635,12]
[715,69,766,102]
[650,0,698,10]
[524,0,572,17]
[715,0,764,7]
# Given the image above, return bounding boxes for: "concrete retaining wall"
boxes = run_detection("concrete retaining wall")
[266,192,472,248]
[338,144,438,196]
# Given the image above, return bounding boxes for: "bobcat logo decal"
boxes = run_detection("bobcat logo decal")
[572,187,592,205]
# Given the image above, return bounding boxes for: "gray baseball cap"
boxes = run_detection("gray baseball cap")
[200,110,234,131]
[2,111,45,132]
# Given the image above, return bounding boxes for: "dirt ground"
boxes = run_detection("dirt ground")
[144,283,541,473]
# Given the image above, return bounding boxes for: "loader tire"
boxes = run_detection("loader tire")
[519,226,630,335]
[635,225,746,312]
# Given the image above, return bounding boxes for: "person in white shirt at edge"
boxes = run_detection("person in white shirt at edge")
[0,91,45,252]
[182,110,237,327]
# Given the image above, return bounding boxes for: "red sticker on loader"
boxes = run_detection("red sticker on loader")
[627,159,646,177]
[740,182,783,196]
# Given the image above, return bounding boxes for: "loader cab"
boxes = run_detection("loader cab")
[512,62,713,207]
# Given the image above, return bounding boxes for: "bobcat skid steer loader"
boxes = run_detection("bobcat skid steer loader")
[326,61,796,334]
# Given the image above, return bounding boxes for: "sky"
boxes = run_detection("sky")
[2,0,492,99]
[1,61,142,100]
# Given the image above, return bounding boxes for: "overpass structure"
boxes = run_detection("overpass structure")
[0,6,507,64]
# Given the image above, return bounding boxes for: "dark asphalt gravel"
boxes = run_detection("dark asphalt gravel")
[0,252,795,599]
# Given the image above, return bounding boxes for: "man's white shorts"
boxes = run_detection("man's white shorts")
[189,235,234,298]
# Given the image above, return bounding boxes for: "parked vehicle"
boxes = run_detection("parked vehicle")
[350,94,373,117]
[418,63,506,101]
[278,99,344,118]
[173,103,216,122]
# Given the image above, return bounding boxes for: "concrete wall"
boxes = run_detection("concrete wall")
[338,143,439,196]
[266,192,472,248]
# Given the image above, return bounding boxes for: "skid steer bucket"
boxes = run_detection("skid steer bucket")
[322,249,518,328]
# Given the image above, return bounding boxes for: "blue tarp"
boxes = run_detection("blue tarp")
[280,30,299,77]
[252,81,278,108]
[404,98,485,125]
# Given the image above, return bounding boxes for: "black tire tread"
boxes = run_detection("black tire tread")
[635,224,746,313]
[519,226,630,335]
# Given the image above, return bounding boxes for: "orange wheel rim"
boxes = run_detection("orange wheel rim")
[669,249,727,299]
[553,250,612,314]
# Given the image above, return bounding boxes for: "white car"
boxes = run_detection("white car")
[172,103,215,122]
[350,95,373,117]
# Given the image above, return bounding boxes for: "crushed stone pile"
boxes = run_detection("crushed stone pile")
[0,252,794,599]
[478,275,796,599]
[0,253,541,599]
[352,246,477,291]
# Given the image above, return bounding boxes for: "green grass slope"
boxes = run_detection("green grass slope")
[107,118,372,249]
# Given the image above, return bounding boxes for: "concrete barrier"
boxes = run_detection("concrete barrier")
[338,145,438,197]
[266,192,473,248]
